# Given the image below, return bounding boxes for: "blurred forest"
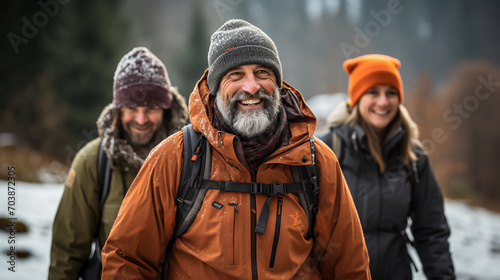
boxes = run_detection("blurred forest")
[1,0,499,209]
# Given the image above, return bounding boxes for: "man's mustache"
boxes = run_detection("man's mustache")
[232,89,273,102]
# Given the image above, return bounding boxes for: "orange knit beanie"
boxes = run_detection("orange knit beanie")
[343,54,403,107]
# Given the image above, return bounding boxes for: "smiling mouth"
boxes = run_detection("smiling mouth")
[131,125,152,132]
[239,97,262,106]
[372,110,390,116]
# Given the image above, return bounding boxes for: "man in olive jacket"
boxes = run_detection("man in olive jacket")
[48,47,188,280]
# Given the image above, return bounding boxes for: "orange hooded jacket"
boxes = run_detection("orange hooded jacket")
[102,70,371,279]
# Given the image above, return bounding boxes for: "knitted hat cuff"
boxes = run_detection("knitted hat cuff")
[344,54,403,107]
[113,83,172,109]
[207,45,282,95]
[350,71,402,106]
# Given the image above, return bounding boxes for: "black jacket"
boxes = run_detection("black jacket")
[319,123,455,280]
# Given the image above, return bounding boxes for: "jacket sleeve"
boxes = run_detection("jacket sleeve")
[101,134,182,279]
[410,153,455,279]
[48,141,100,280]
[313,139,371,279]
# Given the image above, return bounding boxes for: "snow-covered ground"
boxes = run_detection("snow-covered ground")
[1,181,499,280]
[412,201,500,280]
[0,181,63,280]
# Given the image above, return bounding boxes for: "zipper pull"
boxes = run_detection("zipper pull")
[277,197,283,216]
[217,131,224,148]
[228,203,239,213]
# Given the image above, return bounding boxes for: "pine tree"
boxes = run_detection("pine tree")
[1,1,128,161]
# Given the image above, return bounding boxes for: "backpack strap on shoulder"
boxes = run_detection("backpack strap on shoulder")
[173,124,211,238]
[402,158,420,273]
[410,159,419,185]
[162,124,210,279]
[304,137,319,239]
[82,138,111,279]
[97,139,112,209]
[331,127,343,162]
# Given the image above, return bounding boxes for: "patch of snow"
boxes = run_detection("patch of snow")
[411,199,500,279]
[306,92,348,120]
[0,133,21,147]
[0,181,64,279]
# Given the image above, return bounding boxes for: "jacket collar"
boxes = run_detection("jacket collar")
[335,123,406,156]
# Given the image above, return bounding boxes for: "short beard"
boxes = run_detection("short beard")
[123,121,160,147]
[130,129,155,146]
[216,87,281,138]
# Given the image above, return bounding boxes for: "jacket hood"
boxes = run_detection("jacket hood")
[97,86,188,170]
[333,114,407,157]
[326,101,350,127]
[189,69,317,148]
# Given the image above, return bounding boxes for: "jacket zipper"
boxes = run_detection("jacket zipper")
[261,139,310,164]
[269,197,283,268]
[228,202,239,265]
[251,194,258,280]
[251,138,309,276]
[246,138,307,278]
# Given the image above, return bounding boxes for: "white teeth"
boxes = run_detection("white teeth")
[240,98,261,105]
[373,110,389,115]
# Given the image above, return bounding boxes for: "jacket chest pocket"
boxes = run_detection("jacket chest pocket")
[225,202,240,268]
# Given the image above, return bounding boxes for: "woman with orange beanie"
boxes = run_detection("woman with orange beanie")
[319,54,455,279]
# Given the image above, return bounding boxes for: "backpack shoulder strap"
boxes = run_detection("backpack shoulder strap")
[330,127,343,163]
[162,125,210,279]
[291,137,319,240]
[97,139,112,209]
[173,124,211,238]
[403,158,420,272]
[410,158,419,186]
[304,137,319,239]
[89,139,111,269]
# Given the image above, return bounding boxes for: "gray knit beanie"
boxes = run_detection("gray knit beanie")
[207,19,283,95]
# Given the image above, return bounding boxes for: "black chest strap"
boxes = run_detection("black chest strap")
[198,180,307,234]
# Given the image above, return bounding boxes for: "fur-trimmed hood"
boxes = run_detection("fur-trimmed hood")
[96,87,188,170]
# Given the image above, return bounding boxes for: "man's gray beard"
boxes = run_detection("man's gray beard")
[216,87,281,138]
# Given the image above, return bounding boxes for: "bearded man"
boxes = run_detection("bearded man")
[49,47,188,280]
[102,20,371,279]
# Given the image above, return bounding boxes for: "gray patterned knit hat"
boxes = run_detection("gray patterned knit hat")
[207,19,283,95]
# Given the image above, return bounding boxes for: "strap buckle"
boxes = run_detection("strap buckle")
[250,182,286,195]
[175,197,184,207]
[250,182,262,194]
[269,182,285,196]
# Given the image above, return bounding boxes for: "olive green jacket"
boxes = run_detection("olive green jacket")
[49,88,188,280]
[49,137,138,280]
